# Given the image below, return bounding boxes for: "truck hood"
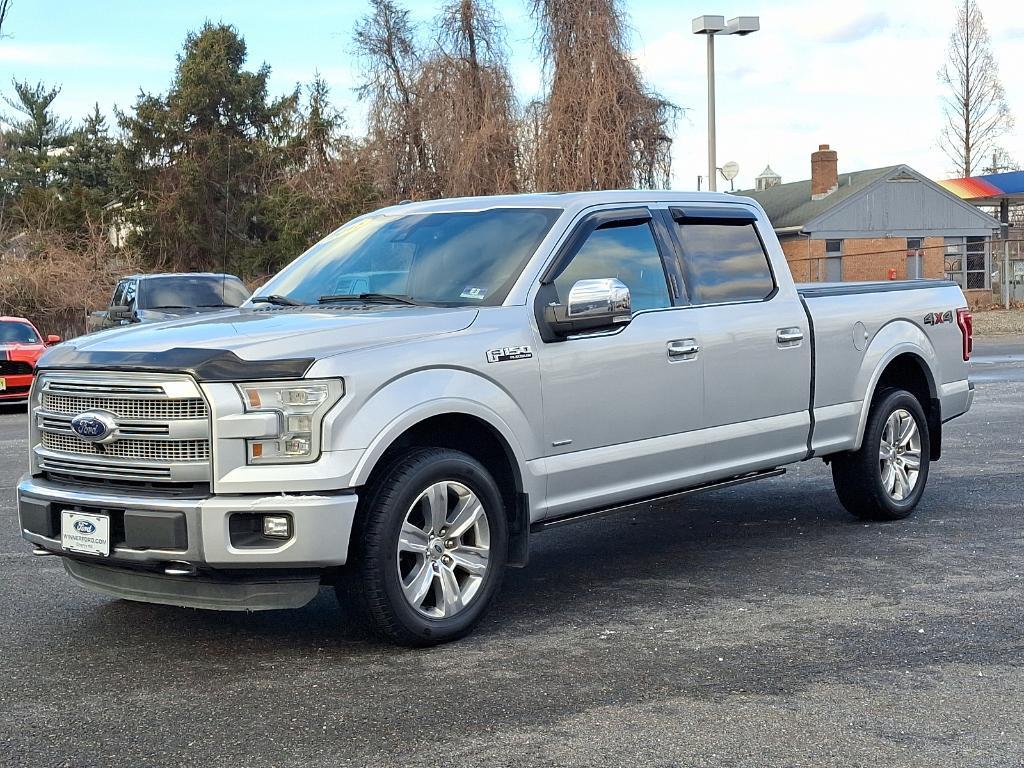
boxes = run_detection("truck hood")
[45,305,479,368]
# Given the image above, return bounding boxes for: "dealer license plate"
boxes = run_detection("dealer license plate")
[0,377,6,391]
[61,511,110,557]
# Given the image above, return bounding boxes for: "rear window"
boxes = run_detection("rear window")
[0,322,40,344]
[674,222,775,304]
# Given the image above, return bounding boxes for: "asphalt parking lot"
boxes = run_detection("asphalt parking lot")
[1,339,1022,768]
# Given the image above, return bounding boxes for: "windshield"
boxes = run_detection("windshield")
[0,321,40,344]
[138,276,250,310]
[256,207,563,306]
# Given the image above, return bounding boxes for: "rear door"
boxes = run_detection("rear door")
[536,207,705,518]
[665,205,812,476]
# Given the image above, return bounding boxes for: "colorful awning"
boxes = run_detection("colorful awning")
[938,171,1024,203]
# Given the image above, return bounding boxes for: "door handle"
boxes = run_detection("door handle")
[776,327,804,346]
[667,339,700,359]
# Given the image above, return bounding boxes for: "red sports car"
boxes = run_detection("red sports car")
[0,317,61,405]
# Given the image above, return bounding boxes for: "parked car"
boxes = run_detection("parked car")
[86,273,250,331]
[19,191,974,645]
[0,317,60,406]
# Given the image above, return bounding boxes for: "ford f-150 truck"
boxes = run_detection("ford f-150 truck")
[18,191,975,645]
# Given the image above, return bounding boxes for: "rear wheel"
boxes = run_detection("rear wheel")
[338,448,507,646]
[831,388,931,521]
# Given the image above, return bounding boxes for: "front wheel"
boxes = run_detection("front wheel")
[338,448,507,646]
[831,388,931,521]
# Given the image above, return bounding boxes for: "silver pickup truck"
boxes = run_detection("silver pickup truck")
[18,191,975,645]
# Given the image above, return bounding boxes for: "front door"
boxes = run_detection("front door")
[537,210,704,519]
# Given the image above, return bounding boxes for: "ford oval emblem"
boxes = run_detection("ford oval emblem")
[74,520,97,534]
[70,411,117,442]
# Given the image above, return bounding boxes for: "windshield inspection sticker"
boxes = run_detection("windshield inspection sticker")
[460,287,488,300]
[486,346,533,363]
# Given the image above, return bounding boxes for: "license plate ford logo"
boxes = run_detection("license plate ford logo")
[74,520,97,534]
[70,411,117,442]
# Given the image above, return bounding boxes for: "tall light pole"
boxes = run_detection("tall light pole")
[692,15,759,192]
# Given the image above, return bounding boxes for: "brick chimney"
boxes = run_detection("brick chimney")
[811,144,838,200]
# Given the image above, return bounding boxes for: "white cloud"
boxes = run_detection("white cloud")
[814,11,891,44]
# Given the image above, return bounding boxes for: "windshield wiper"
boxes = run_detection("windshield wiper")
[251,295,304,306]
[318,293,420,306]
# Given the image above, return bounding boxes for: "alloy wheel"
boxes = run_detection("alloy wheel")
[879,408,921,502]
[396,480,491,619]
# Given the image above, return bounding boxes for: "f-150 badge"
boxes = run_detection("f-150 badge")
[923,310,954,325]
[486,346,533,363]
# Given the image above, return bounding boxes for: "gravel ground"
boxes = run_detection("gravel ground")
[1,340,1023,767]
[972,308,1024,337]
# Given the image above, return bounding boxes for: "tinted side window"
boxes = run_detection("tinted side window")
[111,280,129,307]
[553,221,671,312]
[675,222,774,304]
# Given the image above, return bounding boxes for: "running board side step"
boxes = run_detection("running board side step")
[530,468,786,533]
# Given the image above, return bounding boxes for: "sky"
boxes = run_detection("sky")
[1,0,1022,191]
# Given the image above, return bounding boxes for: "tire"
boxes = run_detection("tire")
[831,388,931,521]
[338,447,508,646]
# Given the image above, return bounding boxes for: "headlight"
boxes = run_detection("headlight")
[236,379,344,464]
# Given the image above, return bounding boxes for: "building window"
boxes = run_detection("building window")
[824,239,843,282]
[906,237,923,279]
[944,237,990,289]
[965,237,988,289]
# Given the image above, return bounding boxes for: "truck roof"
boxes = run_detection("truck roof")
[122,273,242,280]
[373,190,757,216]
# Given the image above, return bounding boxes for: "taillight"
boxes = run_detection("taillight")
[956,307,973,361]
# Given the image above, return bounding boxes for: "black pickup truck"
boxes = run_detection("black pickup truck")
[87,273,250,332]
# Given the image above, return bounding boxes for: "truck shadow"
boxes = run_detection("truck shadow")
[82,475,913,648]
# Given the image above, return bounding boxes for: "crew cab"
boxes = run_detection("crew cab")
[86,272,250,331]
[18,191,974,645]
[0,317,60,405]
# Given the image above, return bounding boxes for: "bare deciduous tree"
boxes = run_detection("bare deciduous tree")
[939,0,1014,177]
[0,0,12,38]
[418,0,520,196]
[528,0,679,191]
[353,0,433,199]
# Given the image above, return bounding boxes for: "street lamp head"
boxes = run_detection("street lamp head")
[724,16,760,35]
[692,15,726,34]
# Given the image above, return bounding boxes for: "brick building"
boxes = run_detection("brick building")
[740,145,1000,305]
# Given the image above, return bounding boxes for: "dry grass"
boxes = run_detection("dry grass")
[0,228,139,338]
[971,308,1024,337]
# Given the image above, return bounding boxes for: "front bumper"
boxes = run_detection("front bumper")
[14,473,360,573]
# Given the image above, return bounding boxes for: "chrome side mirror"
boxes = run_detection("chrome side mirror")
[544,278,632,336]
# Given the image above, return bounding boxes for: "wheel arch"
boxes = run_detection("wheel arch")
[855,342,941,460]
[350,402,533,566]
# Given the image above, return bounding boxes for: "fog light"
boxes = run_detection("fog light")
[262,515,291,539]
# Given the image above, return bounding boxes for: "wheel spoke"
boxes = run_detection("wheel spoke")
[398,521,428,553]
[898,416,918,448]
[438,565,463,616]
[447,494,483,539]
[424,483,449,535]
[449,546,489,576]
[402,560,434,607]
[881,460,896,496]
[894,464,911,500]
[902,451,921,470]
[899,462,915,491]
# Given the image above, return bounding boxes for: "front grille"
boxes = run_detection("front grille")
[33,372,212,486]
[41,431,210,462]
[0,360,33,375]
[41,392,207,420]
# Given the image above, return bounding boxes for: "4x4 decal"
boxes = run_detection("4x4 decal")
[924,310,954,326]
